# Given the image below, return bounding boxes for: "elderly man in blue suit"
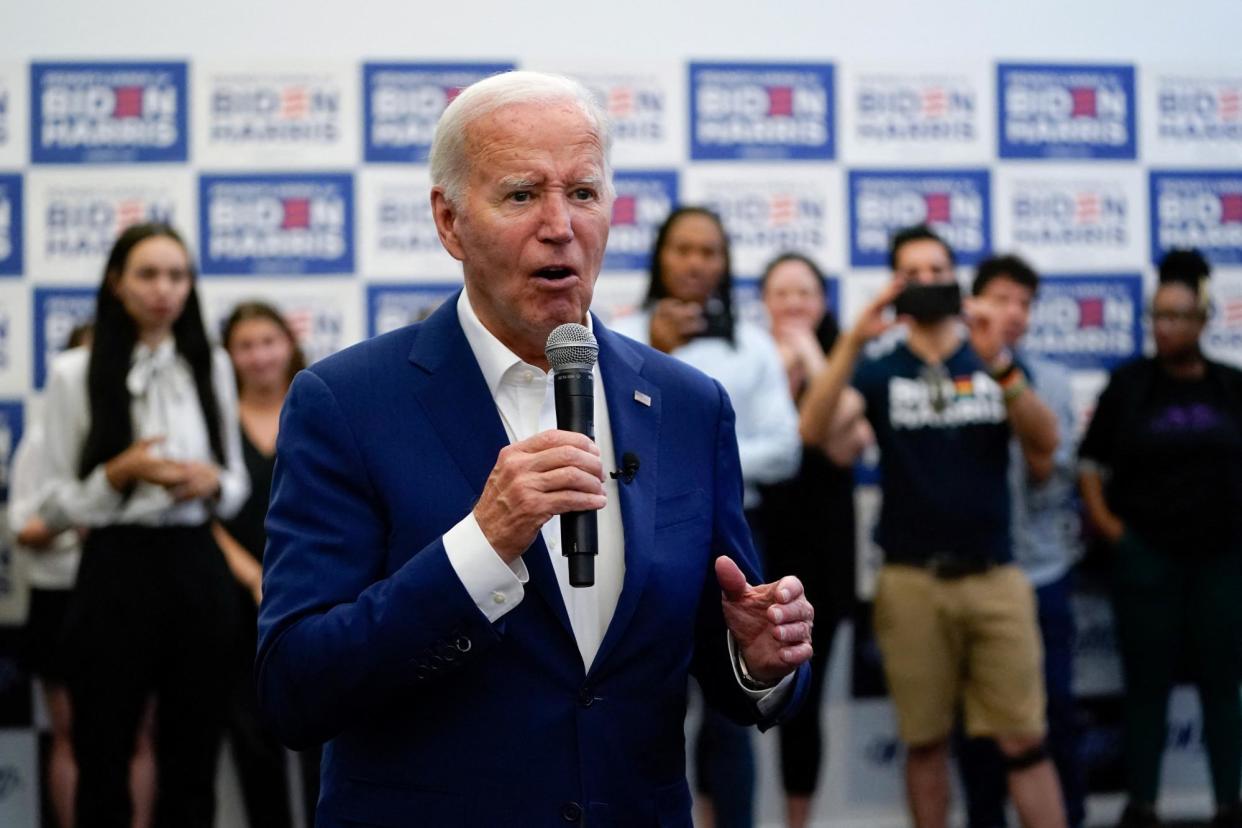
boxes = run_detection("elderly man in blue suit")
[256,70,814,827]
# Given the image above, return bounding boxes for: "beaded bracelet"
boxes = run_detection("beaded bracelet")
[999,368,1028,402]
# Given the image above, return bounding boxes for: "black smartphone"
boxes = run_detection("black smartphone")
[892,283,962,324]
[695,296,733,339]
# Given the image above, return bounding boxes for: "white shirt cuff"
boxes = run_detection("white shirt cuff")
[40,465,125,533]
[442,511,528,623]
[726,632,796,718]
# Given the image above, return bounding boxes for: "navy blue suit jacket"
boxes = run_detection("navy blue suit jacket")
[256,294,810,826]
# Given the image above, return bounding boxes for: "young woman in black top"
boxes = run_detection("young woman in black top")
[213,302,317,827]
[759,253,868,828]
[1080,250,1242,828]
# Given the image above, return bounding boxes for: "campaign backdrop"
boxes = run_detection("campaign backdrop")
[0,55,1239,827]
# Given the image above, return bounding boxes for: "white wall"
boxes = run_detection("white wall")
[5,0,1241,62]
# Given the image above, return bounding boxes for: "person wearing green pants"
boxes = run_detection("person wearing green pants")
[1080,249,1242,828]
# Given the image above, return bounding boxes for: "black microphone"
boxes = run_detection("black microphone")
[611,452,640,484]
[545,323,599,588]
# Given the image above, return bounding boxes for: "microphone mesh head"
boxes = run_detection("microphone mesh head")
[545,323,599,372]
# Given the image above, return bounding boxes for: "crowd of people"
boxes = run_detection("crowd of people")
[4,69,1240,828]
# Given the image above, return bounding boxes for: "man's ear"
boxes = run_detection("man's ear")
[430,187,466,262]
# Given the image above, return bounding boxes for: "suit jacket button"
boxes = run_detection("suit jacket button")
[578,687,594,708]
[561,801,583,822]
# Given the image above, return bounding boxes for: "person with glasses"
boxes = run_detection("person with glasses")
[1079,249,1242,828]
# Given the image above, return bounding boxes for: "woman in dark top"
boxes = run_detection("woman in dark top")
[213,302,314,828]
[1079,250,1242,828]
[759,253,869,828]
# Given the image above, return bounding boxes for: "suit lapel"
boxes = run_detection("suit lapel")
[407,294,574,639]
[589,321,660,677]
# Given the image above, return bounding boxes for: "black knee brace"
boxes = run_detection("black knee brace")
[1003,742,1049,773]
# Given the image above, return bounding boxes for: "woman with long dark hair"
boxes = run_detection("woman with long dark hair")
[1080,249,1242,828]
[213,301,318,828]
[612,206,801,828]
[38,222,248,828]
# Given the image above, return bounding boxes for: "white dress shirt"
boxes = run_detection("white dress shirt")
[7,416,81,589]
[442,293,625,670]
[443,293,793,708]
[38,341,249,532]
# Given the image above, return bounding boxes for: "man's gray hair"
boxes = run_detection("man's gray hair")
[430,70,614,206]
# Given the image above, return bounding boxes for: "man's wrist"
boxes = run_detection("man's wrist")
[995,365,1028,402]
[737,653,778,690]
[987,347,1016,379]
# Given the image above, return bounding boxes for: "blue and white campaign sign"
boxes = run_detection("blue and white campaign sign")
[1022,274,1142,371]
[365,283,459,338]
[0,400,22,503]
[356,168,459,279]
[0,64,28,167]
[199,278,361,365]
[840,699,908,808]
[1143,68,1242,165]
[1202,268,1242,369]
[0,284,29,395]
[199,173,354,275]
[0,175,21,276]
[689,62,835,161]
[994,167,1145,271]
[604,170,678,273]
[848,169,991,267]
[997,63,1137,160]
[26,169,195,282]
[524,61,685,167]
[0,732,37,824]
[683,164,843,276]
[1150,170,1242,266]
[840,65,992,164]
[194,62,359,168]
[30,62,188,164]
[32,286,96,389]
[589,273,648,324]
[363,62,514,163]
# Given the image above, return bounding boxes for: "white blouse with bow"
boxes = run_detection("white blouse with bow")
[38,340,249,531]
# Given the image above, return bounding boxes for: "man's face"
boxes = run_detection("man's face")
[431,100,612,363]
[892,238,954,286]
[976,275,1034,347]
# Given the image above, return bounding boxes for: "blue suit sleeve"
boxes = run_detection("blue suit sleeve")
[690,380,811,730]
[256,369,501,750]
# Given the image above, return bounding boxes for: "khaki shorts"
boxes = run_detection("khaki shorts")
[873,563,1046,746]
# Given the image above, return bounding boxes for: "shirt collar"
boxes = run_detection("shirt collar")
[131,336,177,365]
[456,290,595,400]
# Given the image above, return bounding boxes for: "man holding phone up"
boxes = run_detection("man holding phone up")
[799,225,1066,828]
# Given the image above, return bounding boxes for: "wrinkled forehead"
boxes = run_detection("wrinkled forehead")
[463,100,607,180]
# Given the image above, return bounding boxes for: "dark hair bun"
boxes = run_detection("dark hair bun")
[1158,248,1211,286]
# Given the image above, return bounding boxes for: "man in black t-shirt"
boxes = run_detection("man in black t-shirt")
[800,226,1065,828]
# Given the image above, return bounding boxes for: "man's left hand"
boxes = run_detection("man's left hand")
[715,556,814,686]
